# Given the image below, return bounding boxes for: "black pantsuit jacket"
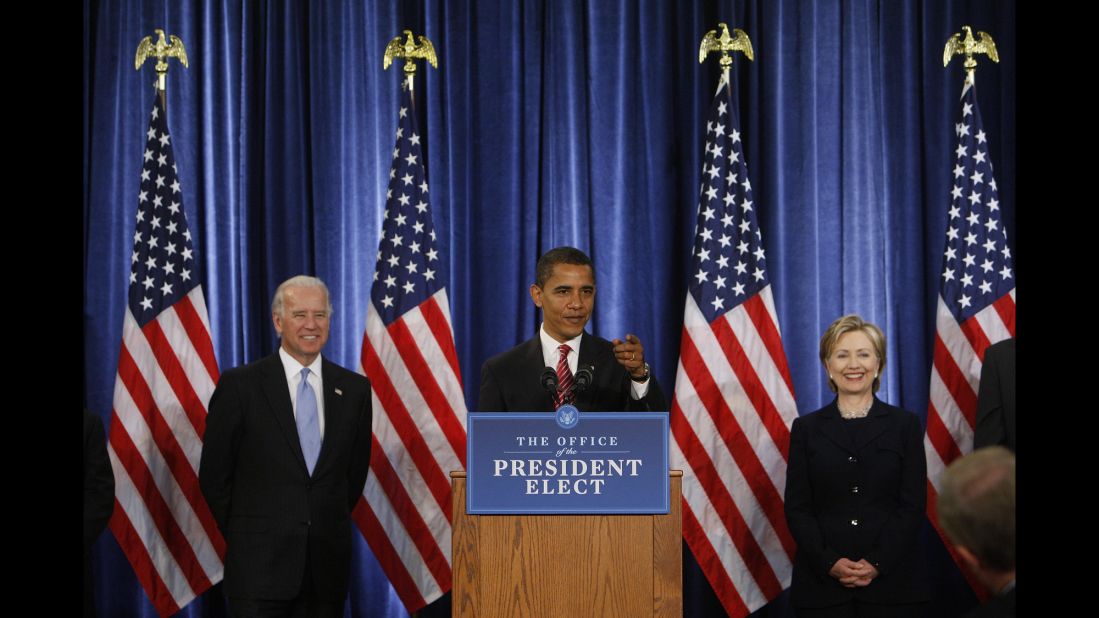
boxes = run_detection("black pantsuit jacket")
[198,353,372,601]
[783,398,928,608]
[478,332,667,412]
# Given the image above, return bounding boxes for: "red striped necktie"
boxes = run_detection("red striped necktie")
[555,343,574,409]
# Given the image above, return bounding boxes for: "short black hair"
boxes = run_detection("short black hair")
[534,246,594,288]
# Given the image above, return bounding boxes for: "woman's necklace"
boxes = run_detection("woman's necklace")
[838,400,872,419]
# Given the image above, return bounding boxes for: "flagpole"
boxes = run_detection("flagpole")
[114,28,221,616]
[943,25,1000,90]
[683,23,802,618]
[700,23,752,107]
[699,22,754,72]
[383,29,439,116]
[135,28,190,111]
[367,28,467,613]
[929,24,1009,602]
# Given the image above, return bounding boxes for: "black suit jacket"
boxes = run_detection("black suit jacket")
[964,586,1016,618]
[975,338,1015,452]
[198,353,372,601]
[478,332,667,412]
[784,398,928,608]
[84,408,114,618]
[84,408,115,550]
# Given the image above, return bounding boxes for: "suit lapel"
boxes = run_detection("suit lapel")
[818,398,891,454]
[573,332,600,410]
[816,401,854,454]
[851,399,889,451]
[259,353,310,473]
[315,359,344,475]
[522,337,555,411]
[522,336,546,369]
[576,331,597,370]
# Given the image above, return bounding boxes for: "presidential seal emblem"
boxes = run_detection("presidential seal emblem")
[555,404,580,429]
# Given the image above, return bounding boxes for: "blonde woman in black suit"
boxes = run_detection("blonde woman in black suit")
[784,315,928,617]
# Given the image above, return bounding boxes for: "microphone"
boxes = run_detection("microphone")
[540,366,559,393]
[573,364,594,394]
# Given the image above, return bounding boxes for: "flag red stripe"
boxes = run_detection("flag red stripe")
[420,296,464,389]
[171,295,220,383]
[117,346,226,556]
[360,334,453,519]
[925,402,963,467]
[711,316,791,458]
[993,293,1016,338]
[682,500,751,618]
[672,404,787,598]
[353,498,430,612]
[141,319,208,437]
[367,435,451,588]
[386,315,466,464]
[680,330,797,558]
[957,317,991,366]
[108,498,181,617]
[742,294,796,397]
[932,335,977,427]
[108,412,212,596]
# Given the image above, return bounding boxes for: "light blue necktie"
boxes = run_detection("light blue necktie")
[296,368,321,475]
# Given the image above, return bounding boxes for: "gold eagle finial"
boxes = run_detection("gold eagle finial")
[383,29,438,75]
[943,26,999,75]
[699,23,754,70]
[135,29,189,91]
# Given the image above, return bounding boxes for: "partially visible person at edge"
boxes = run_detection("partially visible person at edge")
[937,446,1016,618]
[974,338,1015,452]
[84,408,115,618]
[784,314,928,617]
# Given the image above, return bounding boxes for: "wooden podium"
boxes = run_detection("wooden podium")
[450,470,683,617]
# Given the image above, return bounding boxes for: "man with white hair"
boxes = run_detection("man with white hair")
[200,275,372,617]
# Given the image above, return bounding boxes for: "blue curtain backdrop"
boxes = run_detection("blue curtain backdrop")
[83,1,1016,616]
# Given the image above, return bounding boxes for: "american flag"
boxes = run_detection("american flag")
[924,73,1015,573]
[108,92,225,616]
[671,70,799,617]
[356,77,468,611]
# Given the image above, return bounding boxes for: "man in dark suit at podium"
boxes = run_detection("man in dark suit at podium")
[479,246,666,412]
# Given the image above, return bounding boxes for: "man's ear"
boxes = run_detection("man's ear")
[530,284,543,308]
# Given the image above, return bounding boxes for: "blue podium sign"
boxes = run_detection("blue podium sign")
[466,408,669,514]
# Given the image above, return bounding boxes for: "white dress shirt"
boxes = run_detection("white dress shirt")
[537,323,648,399]
[278,347,326,438]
